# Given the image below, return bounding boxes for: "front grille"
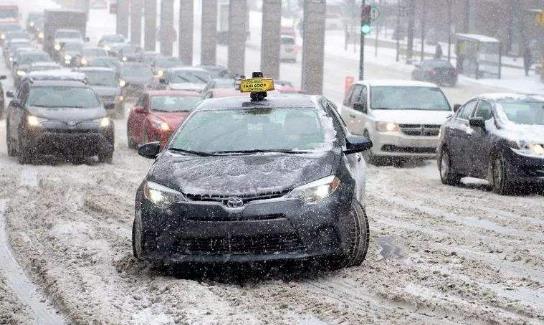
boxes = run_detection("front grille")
[399,124,441,136]
[186,189,291,206]
[382,145,437,154]
[176,233,304,255]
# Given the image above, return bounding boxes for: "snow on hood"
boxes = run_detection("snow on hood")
[92,86,120,97]
[496,123,544,144]
[149,151,336,196]
[28,106,105,121]
[371,109,452,124]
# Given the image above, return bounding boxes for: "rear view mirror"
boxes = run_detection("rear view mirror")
[138,141,161,159]
[353,102,367,114]
[345,135,372,154]
[453,104,461,112]
[469,117,485,129]
[159,78,167,85]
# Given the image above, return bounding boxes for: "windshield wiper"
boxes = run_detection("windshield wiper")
[168,148,217,156]
[211,149,310,155]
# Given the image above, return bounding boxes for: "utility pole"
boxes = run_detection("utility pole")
[144,0,157,51]
[447,0,452,62]
[406,0,415,63]
[201,0,217,65]
[420,0,426,61]
[261,0,282,79]
[160,0,174,56]
[301,0,326,94]
[179,0,194,65]
[228,0,247,76]
[396,0,400,62]
[116,0,129,38]
[130,0,143,46]
[359,0,367,80]
[463,0,470,33]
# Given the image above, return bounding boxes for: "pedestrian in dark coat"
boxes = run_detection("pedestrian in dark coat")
[434,44,443,59]
[523,47,532,77]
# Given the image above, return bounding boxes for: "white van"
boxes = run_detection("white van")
[340,80,453,163]
[280,35,297,63]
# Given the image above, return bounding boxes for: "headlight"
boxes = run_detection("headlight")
[151,118,170,131]
[0,34,5,40]
[104,45,111,51]
[116,95,124,102]
[30,22,35,27]
[119,79,126,87]
[16,70,26,77]
[97,117,111,128]
[80,57,88,65]
[54,43,61,51]
[8,56,13,62]
[375,121,400,132]
[511,140,544,156]
[285,176,341,204]
[156,70,164,77]
[122,56,127,62]
[64,54,72,61]
[38,32,44,39]
[27,115,46,127]
[143,181,185,207]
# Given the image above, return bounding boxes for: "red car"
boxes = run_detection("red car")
[127,90,201,148]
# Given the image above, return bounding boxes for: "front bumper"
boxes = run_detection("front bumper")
[505,149,544,184]
[23,125,114,157]
[137,190,355,263]
[371,131,439,158]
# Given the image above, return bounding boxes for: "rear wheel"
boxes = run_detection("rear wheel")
[490,154,514,195]
[439,147,461,185]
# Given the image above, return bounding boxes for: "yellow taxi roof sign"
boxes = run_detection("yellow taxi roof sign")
[240,78,275,93]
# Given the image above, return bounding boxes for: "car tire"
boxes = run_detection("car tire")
[17,139,32,165]
[127,129,137,149]
[362,130,379,165]
[98,151,113,164]
[490,154,514,195]
[439,147,461,185]
[6,125,16,157]
[132,219,143,260]
[331,201,369,269]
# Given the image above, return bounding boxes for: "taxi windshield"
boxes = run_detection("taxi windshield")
[370,86,451,111]
[150,96,200,112]
[170,107,333,153]
[497,99,544,126]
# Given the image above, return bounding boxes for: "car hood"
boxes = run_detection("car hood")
[149,151,336,196]
[168,83,207,91]
[123,76,152,85]
[498,124,544,144]
[92,86,120,97]
[28,106,106,121]
[371,109,452,124]
[152,111,190,129]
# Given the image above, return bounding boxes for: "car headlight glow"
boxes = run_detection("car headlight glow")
[98,117,111,128]
[156,70,164,77]
[16,70,26,77]
[122,56,127,62]
[64,54,72,61]
[27,115,45,127]
[510,140,544,156]
[38,32,44,39]
[143,181,185,207]
[376,121,400,132]
[54,43,61,51]
[0,34,5,40]
[285,176,341,204]
[119,79,126,87]
[104,45,111,51]
[151,118,170,132]
[30,22,35,27]
[80,57,88,65]
[116,95,124,102]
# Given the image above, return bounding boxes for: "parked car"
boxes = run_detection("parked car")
[340,80,452,164]
[280,35,297,62]
[438,94,544,194]
[127,90,201,148]
[412,59,458,86]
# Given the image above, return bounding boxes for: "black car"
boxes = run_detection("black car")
[438,94,544,194]
[133,92,372,267]
[412,59,458,86]
[5,72,114,164]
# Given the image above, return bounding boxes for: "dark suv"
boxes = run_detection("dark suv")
[5,72,115,164]
[438,94,544,194]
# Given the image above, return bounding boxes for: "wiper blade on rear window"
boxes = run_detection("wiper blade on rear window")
[168,148,217,156]
[211,149,310,155]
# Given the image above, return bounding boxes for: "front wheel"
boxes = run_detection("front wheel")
[490,154,514,195]
[17,139,32,164]
[332,201,369,268]
[98,151,113,164]
[439,147,461,185]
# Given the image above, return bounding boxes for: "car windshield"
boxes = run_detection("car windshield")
[103,35,124,42]
[155,58,183,68]
[121,65,153,79]
[170,107,334,153]
[121,46,140,55]
[56,30,81,38]
[150,96,201,112]
[83,71,117,87]
[18,53,51,65]
[370,86,451,111]
[497,99,544,126]
[83,48,106,57]
[29,64,59,71]
[7,32,28,39]
[423,60,452,69]
[63,43,83,51]
[89,57,120,69]
[168,70,210,84]
[0,24,20,31]
[281,37,295,45]
[0,9,17,19]
[27,86,99,108]
[211,79,235,89]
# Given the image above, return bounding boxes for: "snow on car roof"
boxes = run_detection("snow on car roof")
[479,93,544,101]
[355,79,438,88]
[26,69,86,82]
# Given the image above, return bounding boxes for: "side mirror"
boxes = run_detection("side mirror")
[6,91,14,98]
[133,106,147,114]
[0,75,6,80]
[353,102,367,114]
[138,141,161,159]
[453,104,461,113]
[344,135,373,154]
[159,78,167,85]
[469,117,485,129]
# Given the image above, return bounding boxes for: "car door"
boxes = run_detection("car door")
[468,99,494,178]
[448,99,478,173]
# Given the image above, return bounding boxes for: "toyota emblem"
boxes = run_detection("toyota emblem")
[67,121,77,127]
[226,197,244,208]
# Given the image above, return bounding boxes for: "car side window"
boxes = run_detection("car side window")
[354,86,368,113]
[457,100,477,120]
[135,95,145,107]
[473,100,493,120]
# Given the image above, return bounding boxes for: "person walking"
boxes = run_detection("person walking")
[434,43,443,59]
[523,47,532,77]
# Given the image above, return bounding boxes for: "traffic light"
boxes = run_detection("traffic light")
[361,4,372,35]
